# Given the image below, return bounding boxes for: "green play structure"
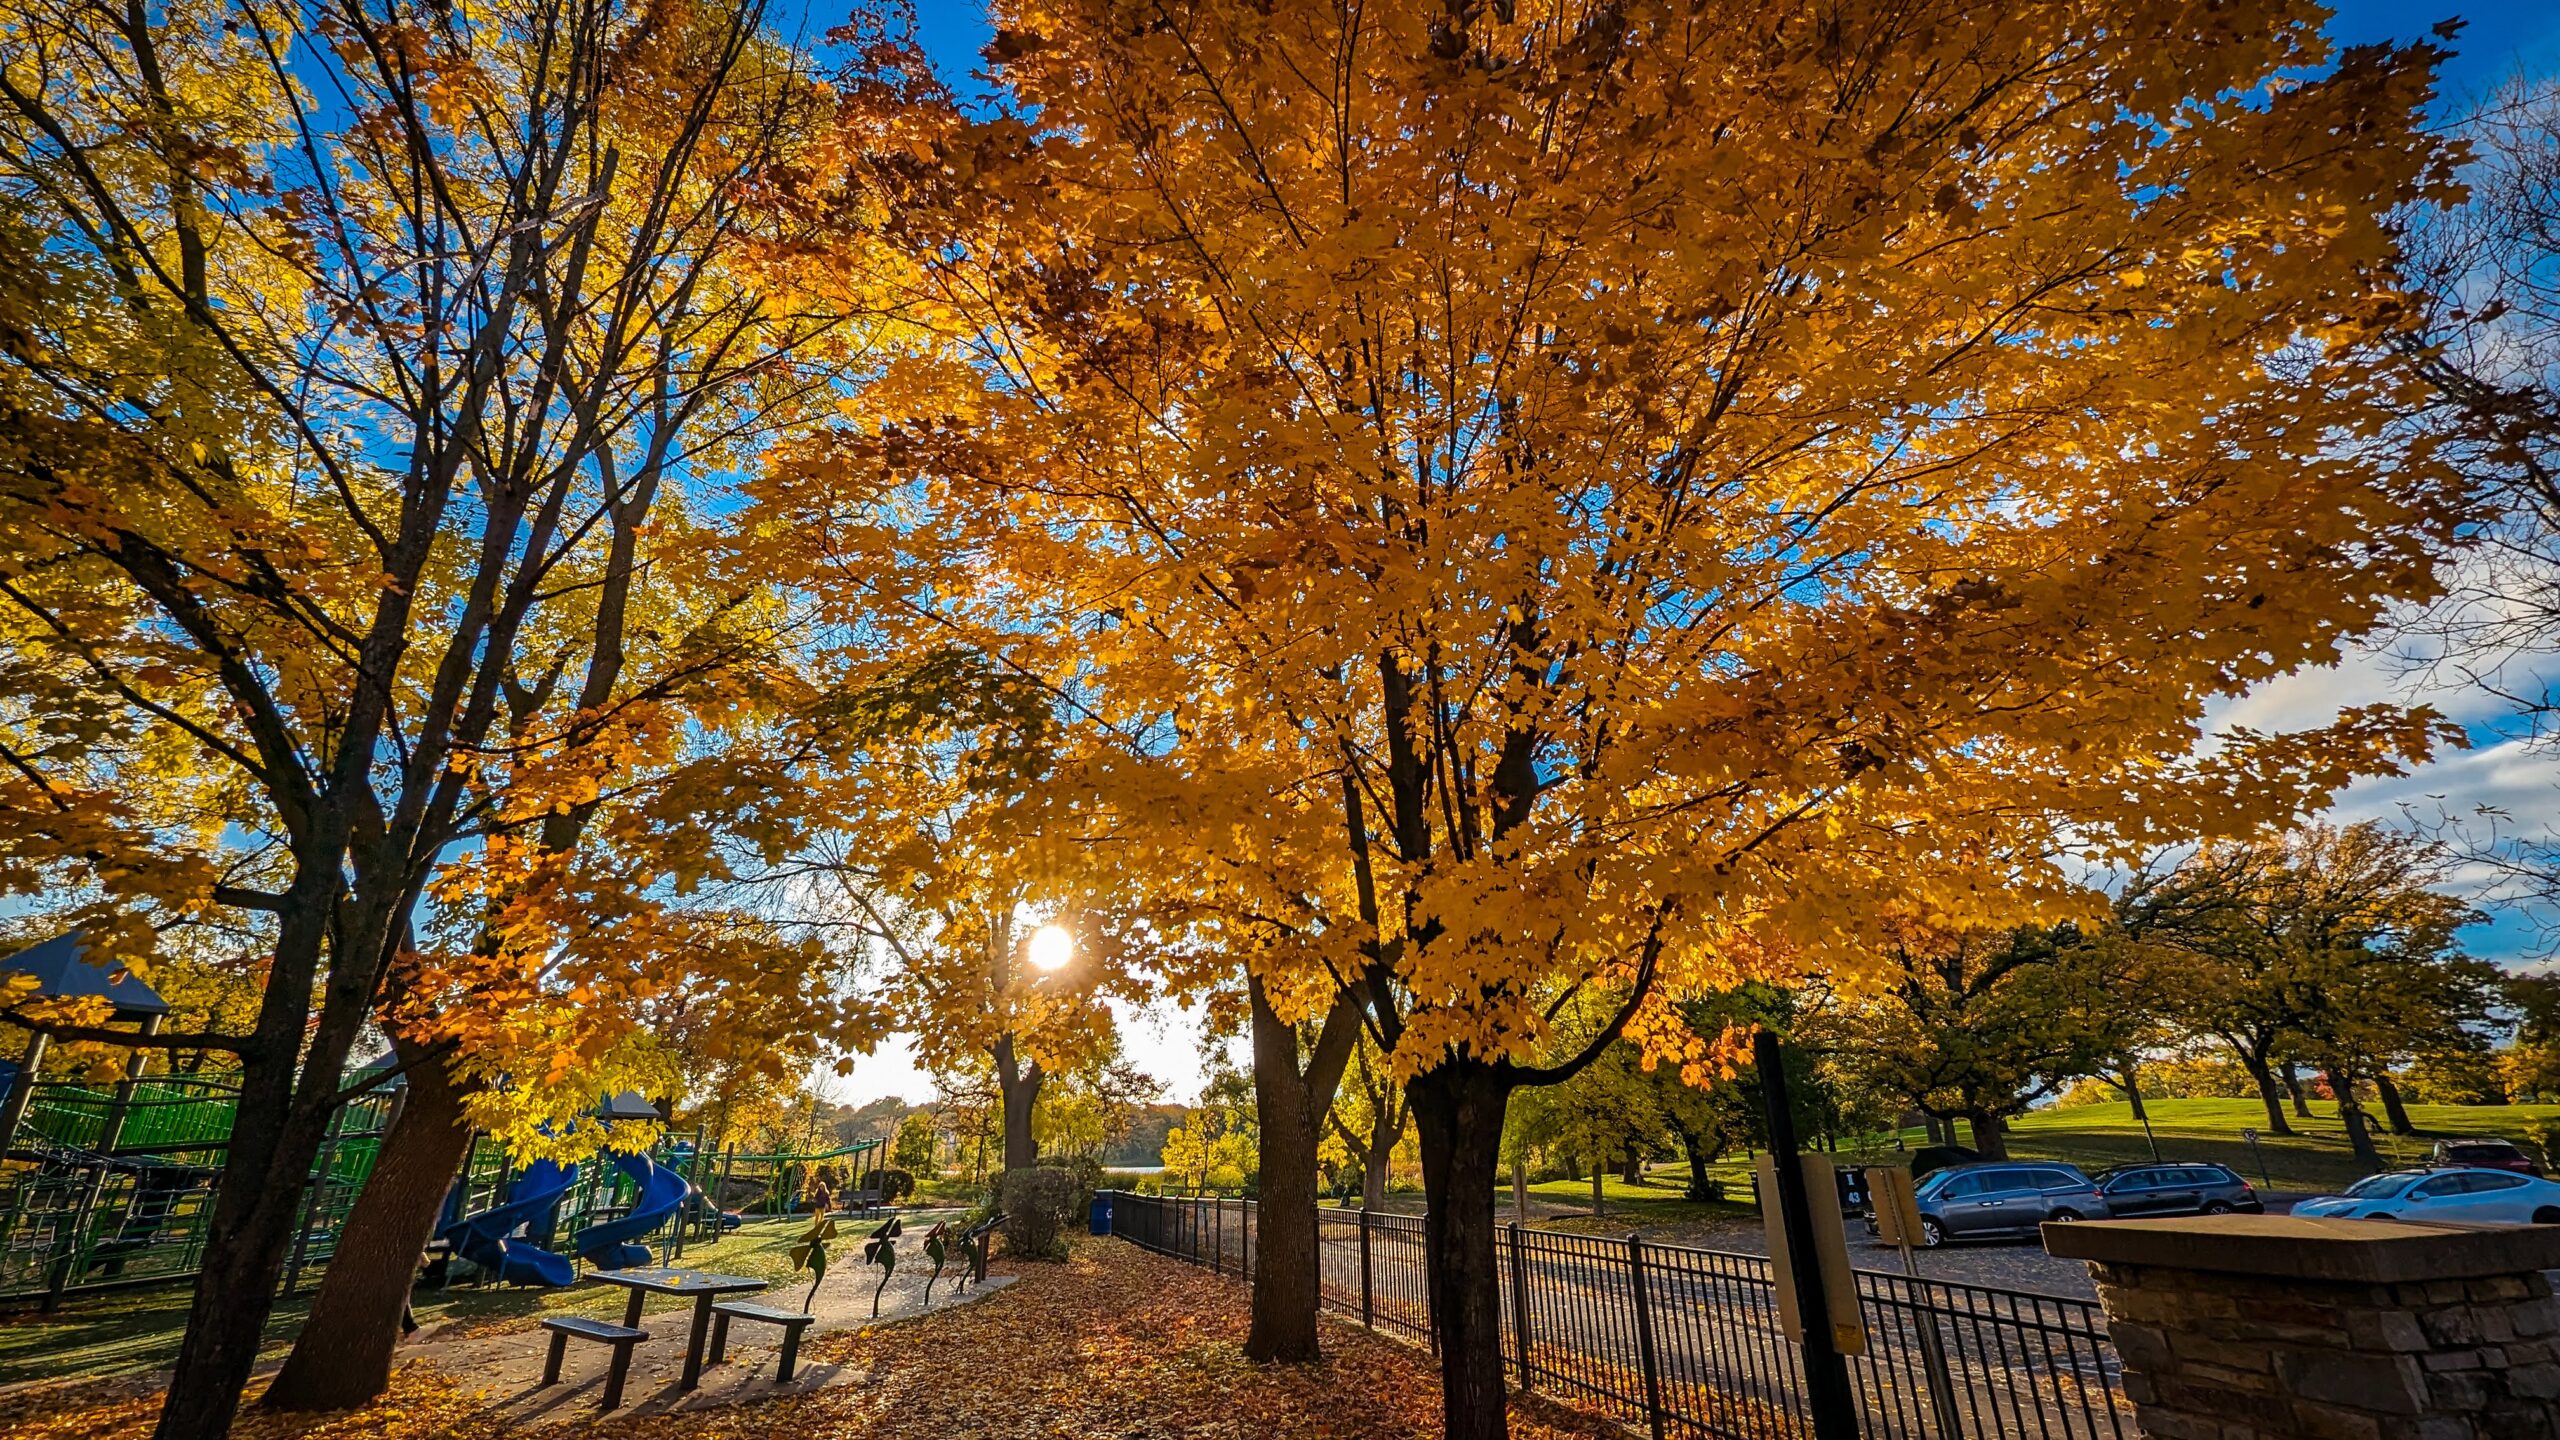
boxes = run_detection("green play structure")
[0,931,885,1310]
[2,1074,886,1308]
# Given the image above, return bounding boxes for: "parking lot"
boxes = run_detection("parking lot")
[1617,1194,2314,1300]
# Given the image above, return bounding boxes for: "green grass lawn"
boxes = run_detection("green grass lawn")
[0,1209,967,1389]
[1693,1097,2560,1197]
[1510,1173,1755,1233]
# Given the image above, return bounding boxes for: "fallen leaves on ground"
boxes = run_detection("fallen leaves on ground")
[1,1240,1630,1439]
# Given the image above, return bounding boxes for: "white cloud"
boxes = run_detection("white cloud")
[2204,578,2560,966]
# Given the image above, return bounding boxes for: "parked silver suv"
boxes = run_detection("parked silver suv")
[1895,1162,2111,1247]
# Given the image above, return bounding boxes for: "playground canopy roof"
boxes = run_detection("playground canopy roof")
[598,1090,664,1122]
[1,932,171,1019]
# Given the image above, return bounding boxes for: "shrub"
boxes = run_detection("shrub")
[879,1167,916,1203]
[2529,1118,2560,1173]
[998,1165,1087,1262]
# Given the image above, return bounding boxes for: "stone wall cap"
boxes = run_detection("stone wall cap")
[2040,1214,2560,1283]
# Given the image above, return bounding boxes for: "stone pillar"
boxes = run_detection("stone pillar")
[2044,1215,2560,1440]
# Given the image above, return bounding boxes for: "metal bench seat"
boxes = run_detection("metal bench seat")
[708,1300,818,1381]
[538,1315,648,1409]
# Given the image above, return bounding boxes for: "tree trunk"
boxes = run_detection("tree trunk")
[1245,979,1359,1365]
[2329,1068,2382,1167]
[2238,1053,2296,1136]
[2374,1072,2417,1135]
[263,1039,476,1411]
[1411,1058,1515,1440]
[156,881,383,1440]
[2281,1062,2314,1119]
[1247,1012,1325,1363]
[1362,1138,1391,1213]
[1590,1156,1606,1217]
[1967,1111,2009,1160]
[2118,1065,2148,1123]
[1678,1127,1717,1201]
[992,1035,1042,1172]
[1620,1146,1644,1186]
[1509,1154,1529,1221]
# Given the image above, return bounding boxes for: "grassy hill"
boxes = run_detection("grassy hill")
[1976,1097,2558,1192]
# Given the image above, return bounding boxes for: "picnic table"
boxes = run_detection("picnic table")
[589,1266,768,1391]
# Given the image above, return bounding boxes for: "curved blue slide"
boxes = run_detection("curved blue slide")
[573,1150,687,1270]
[439,1159,579,1287]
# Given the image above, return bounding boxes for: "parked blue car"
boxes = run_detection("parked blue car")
[2294,1169,2560,1226]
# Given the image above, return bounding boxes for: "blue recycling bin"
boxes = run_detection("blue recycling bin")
[1088,1191,1114,1236]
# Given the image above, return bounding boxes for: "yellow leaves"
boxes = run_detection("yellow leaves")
[821,0,2479,1082]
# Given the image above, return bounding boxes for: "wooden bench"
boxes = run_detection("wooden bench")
[708,1301,818,1381]
[538,1316,648,1409]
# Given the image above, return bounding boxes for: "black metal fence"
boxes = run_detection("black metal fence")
[1103,1192,2130,1440]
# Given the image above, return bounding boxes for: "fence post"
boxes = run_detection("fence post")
[1755,1030,1861,1440]
[1627,1233,1667,1440]
[1359,1208,1374,1329]
[1903,1274,1966,1437]
[1507,1220,1533,1393]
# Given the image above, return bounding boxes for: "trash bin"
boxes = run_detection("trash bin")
[1089,1192,1114,1236]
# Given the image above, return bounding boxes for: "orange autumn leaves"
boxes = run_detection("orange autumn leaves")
[751,0,2473,1083]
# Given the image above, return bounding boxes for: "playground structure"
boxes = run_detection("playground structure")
[1,1074,887,1307]
[1,1080,887,1311]
[1,931,888,1309]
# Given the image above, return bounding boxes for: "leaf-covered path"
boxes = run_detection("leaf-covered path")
[5,1240,1628,1439]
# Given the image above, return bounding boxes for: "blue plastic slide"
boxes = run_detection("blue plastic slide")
[572,1150,688,1270]
[438,1159,579,1287]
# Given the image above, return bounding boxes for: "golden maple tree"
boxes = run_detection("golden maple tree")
[0,0,936,1424]
[764,1,2474,1426]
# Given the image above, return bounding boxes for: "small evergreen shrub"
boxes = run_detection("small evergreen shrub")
[997,1165,1084,1262]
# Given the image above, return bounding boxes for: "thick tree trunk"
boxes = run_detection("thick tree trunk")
[2118,1066,2148,1123]
[156,1079,315,1437]
[1966,1111,2009,1160]
[264,1040,474,1411]
[1362,1139,1391,1213]
[1509,1155,1529,1221]
[993,1035,1041,1172]
[2281,1062,2314,1119]
[1590,1157,1606,1217]
[2238,1053,2296,1136]
[1678,1128,1717,1201]
[2374,1073,2417,1135]
[2329,1069,2383,1167]
[156,883,381,1440]
[1620,1146,1644,1185]
[1247,998,1323,1363]
[1411,1059,1514,1440]
[1245,980,1358,1365]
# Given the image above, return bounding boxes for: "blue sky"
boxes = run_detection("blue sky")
[884,0,2560,102]
[811,2,2560,1104]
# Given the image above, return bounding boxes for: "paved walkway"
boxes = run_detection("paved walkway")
[413,1242,1014,1419]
